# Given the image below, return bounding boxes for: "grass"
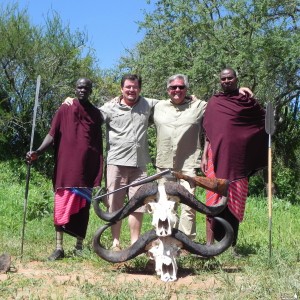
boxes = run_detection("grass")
[0,160,300,299]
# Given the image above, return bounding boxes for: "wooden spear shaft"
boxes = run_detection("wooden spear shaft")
[265,102,275,260]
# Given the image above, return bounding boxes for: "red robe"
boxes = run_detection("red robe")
[49,99,103,238]
[49,99,103,190]
[204,91,268,243]
[203,90,267,181]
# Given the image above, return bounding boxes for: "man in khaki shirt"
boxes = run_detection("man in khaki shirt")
[154,74,206,240]
[100,74,158,250]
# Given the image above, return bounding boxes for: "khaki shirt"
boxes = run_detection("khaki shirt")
[100,96,159,167]
[154,98,207,171]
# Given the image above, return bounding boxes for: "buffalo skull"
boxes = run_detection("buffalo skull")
[92,181,233,281]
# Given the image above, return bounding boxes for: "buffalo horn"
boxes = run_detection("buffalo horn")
[173,217,233,257]
[93,223,158,262]
[93,183,158,222]
[164,182,227,216]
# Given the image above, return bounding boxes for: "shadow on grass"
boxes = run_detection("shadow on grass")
[106,254,244,277]
[235,241,262,256]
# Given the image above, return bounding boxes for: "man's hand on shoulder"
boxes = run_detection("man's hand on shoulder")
[62,97,75,106]
[109,97,119,104]
[239,87,254,97]
[191,95,197,101]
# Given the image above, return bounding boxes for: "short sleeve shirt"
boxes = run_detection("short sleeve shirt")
[100,96,159,167]
[154,98,207,171]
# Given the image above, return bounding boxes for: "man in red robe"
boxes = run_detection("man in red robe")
[26,78,103,260]
[201,68,268,255]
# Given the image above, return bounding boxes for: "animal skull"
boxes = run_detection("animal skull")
[147,184,179,236]
[145,184,183,281]
[147,237,182,282]
[92,181,234,283]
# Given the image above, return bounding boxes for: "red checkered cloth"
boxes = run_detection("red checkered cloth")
[54,188,91,238]
[206,145,248,222]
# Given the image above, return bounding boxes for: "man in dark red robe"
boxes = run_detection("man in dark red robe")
[201,68,268,254]
[26,78,103,260]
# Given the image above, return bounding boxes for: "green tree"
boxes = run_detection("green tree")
[0,3,100,164]
[120,0,300,200]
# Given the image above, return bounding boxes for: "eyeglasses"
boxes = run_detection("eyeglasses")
[168,85,186,90]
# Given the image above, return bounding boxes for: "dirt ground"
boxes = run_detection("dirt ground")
[0,256,241,299]
[0,259,219,286]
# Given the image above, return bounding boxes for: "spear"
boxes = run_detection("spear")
[265,101,275,260]
[21,75,41,258]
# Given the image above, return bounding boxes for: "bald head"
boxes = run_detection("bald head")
[76,78,92,88]
[75,78,93,102]
[220,68,238,93]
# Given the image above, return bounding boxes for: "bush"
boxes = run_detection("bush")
[0,160,53,220]
[274,164,300,204]
[248,172,266,197]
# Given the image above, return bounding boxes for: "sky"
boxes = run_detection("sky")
[1,0,155,69]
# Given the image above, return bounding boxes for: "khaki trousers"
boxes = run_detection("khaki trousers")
[157,168,196,240]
